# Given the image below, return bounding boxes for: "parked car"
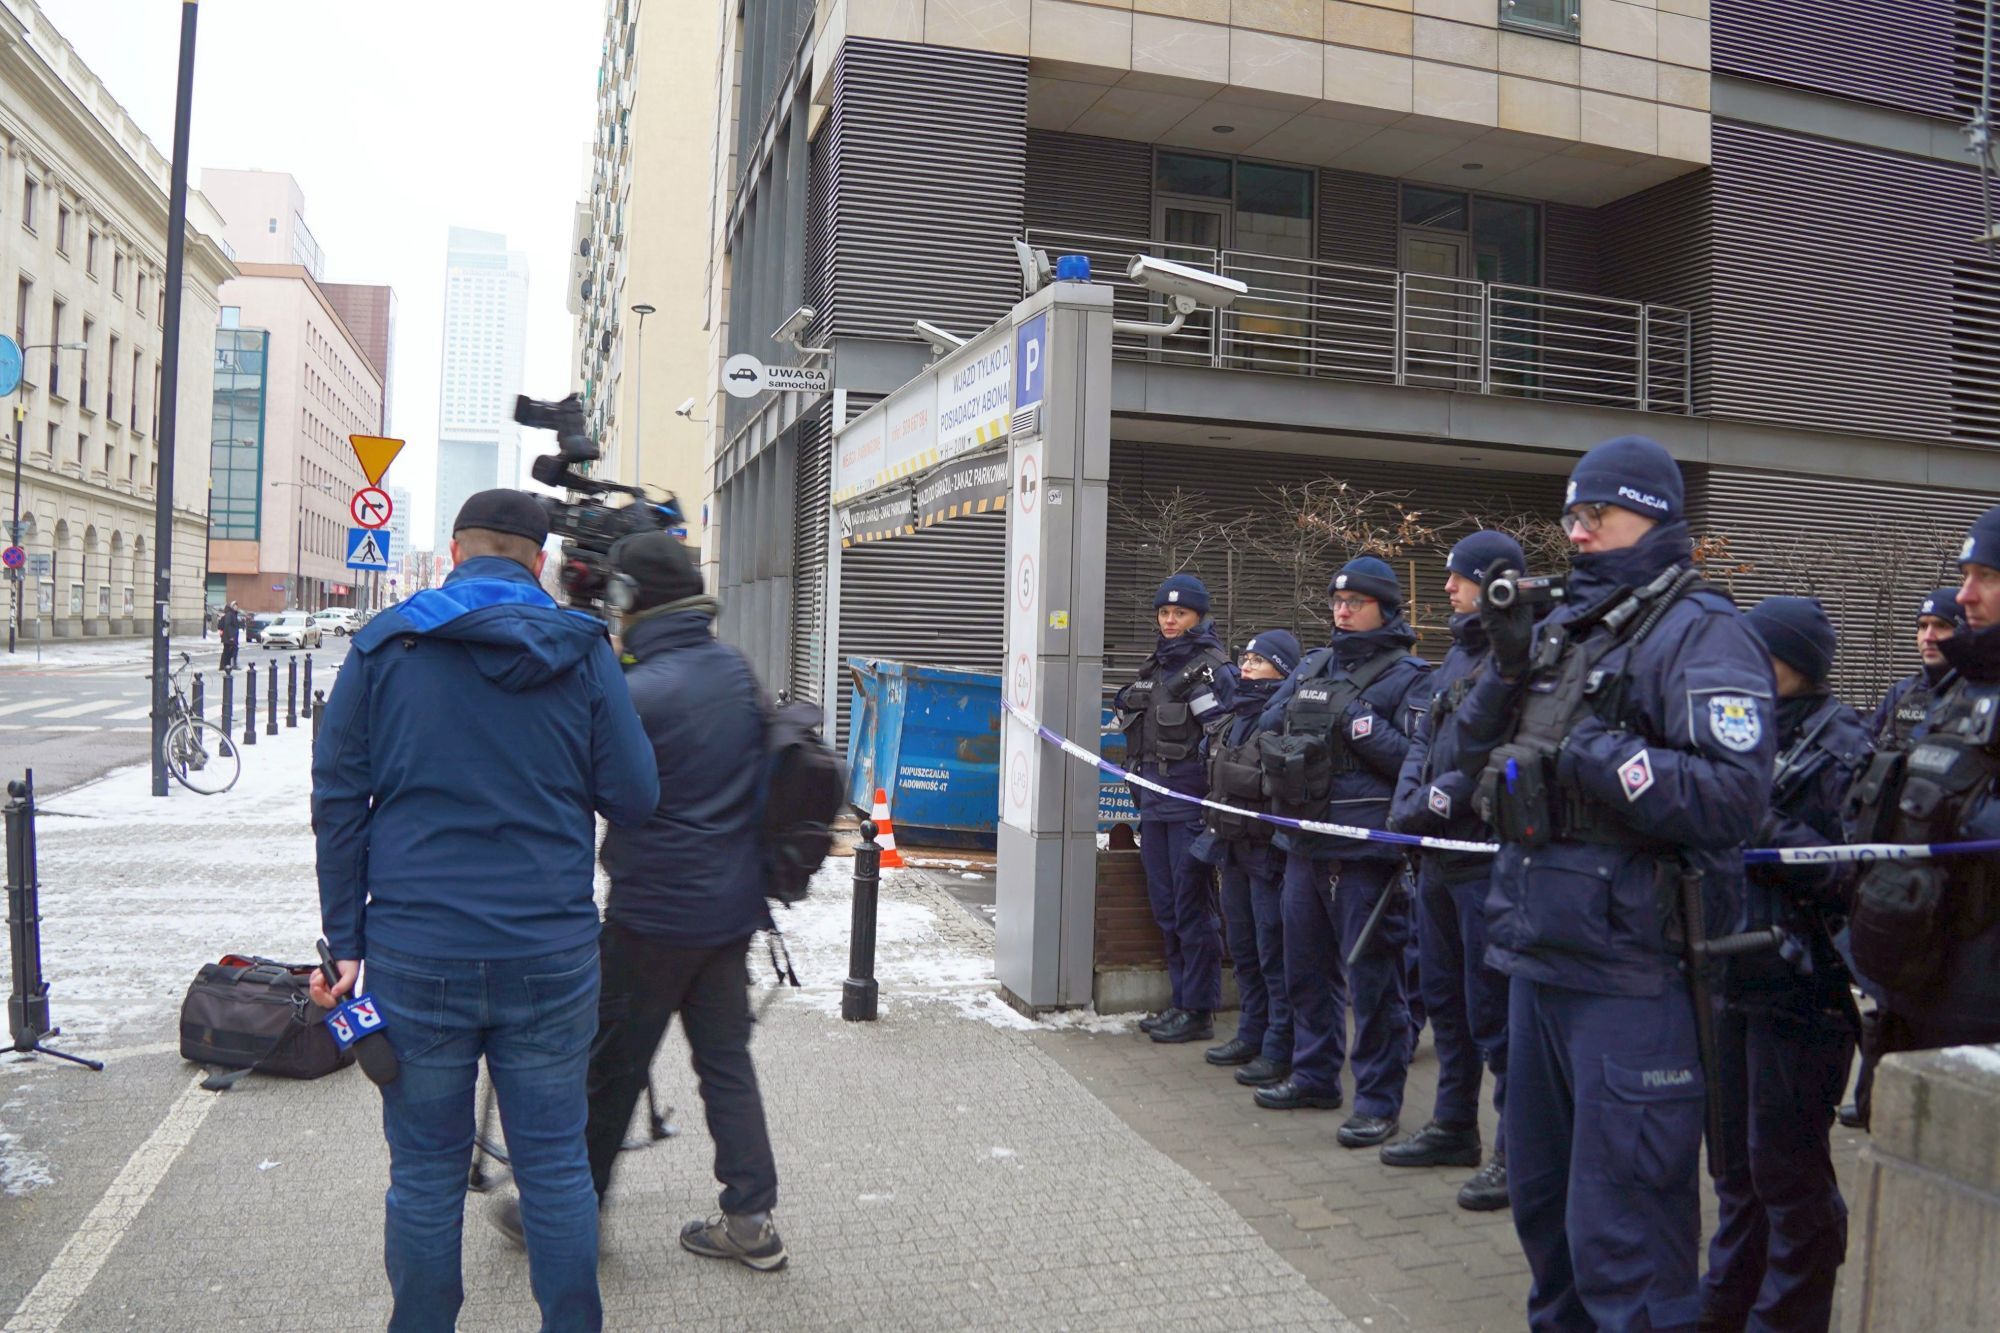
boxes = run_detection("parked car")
[311,608,361,636]
[261,611,323,650]
[246,613,278,644]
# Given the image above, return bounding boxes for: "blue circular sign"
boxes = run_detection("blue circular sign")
[0,336,21,397]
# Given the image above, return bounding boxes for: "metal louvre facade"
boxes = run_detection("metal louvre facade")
[789,401,832,706]
[1316,169,1397,270]
[1715,0,1958,118]
[1598,171,1713,412]
[1024,131,1151,237]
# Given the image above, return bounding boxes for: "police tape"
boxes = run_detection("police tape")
[1000,698,2000,866]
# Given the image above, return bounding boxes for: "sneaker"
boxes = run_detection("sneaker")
[1336,1113,1399,1149]
[1457,1148,1510,1212]
[1379,1120,1482,1169]
[1234,1056,1292,1087]
[1138,1007,1183,1035]
[1203,1036,1259,1066]
[680,1211,789,1272]
[485,1194,525,1251]
[1150,1009,1215,1044]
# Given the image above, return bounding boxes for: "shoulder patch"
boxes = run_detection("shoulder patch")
[1427,784,1452,819]
[1618,749,1655,802]
[1707,696,1762,753]
[1350,713,1374,739]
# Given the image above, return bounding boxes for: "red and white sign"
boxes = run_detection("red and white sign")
[351,487,393,529]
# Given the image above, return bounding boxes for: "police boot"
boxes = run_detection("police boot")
[1379,1120,1481,1168]
[1150,1009,1214,1044]
[1203,1036,1259,1066]
[1456,1146,1510,1212]
[1837,1101,1864,1130]
[1253,1078,1342,1111]
[1137,1007,1183,1035]
[1234,1056,1292,1087]
[1336,1113,1399,1149]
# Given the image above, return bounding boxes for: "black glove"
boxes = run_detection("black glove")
[1480,573,1535,679]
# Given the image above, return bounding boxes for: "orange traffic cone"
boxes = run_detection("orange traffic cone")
[870,787,906,868]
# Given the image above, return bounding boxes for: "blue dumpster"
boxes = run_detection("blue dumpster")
[845,656,1139,849]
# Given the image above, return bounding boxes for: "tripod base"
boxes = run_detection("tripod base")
[10,1040,103,1071]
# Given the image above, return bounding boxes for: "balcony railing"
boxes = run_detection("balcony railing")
[1024,229,1694,415]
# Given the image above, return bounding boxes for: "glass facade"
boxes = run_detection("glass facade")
[210,328,269,540]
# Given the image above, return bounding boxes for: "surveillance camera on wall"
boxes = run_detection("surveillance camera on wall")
[913,319,966,354]
[1014,238,1053,294]
[770,305,817,345]
[674,397,697,417]
[1125,255,1247,310]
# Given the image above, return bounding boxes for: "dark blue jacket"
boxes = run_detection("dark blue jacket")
[1258,619,1432,864]
[1454,522,1776,997]
[1391,613,1496,887]
[1190,668,1281,866]
[1867,666,1944,746]
[1115,622,1229,824]
[313,557,660,961]
[599,605,772,947]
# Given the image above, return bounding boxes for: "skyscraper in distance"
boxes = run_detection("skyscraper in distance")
[434,226,529,543]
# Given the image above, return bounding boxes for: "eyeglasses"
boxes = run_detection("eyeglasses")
[1562,502,1610,535]
[1329,595,1376,611]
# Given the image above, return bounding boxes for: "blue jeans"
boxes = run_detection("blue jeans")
[367,940,603,1333]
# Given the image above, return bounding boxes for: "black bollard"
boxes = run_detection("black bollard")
[842,820,882,1022]
[191,672,204,723]
[266,660,278,737]
[286,655,298,729]
[243,667,257,746]
[5,772,101,1069]
[302,653,314,718]
[220,667,234,738]
[311,690,325,746]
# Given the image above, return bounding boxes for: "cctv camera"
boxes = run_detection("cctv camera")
[1125,255,1247,310]
[1013,238,1053,295]
[674,397,696,417]
[771,305,817,345]
[913,319,966,353]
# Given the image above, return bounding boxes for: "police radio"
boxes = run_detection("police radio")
[317,940,400,1086]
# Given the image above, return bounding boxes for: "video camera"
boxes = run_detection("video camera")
[517,393,683,609]
[1482,570,1567,613]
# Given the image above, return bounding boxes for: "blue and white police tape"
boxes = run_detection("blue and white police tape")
[1001,698,2000,866]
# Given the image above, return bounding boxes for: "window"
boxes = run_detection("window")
[137,274,150,319]
[1156,151,1232,200]
[220,304,240,330]
[267,217,277,233]
[44,423,57,460]
[21,176,36,231]
[14,277,28,350]
[86,231,98,277]
[131,350,142,430]
[102,444,112,475]
[112,252,123,296]
[80,318,93,410]
[76,432,86,467]
[1398,184,1542,286]
[55,204,70,254]
[1499,0,1579,41]
[48,298,64,397]
[107,334,119,421]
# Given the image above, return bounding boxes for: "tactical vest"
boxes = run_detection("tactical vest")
[1205,734,1274,844]
[1121,649,1226,771]
[1477,566,1699,847]
[1418,670,1479,790]
[1257,647,1400,820]
[1847,679,2000,994]
[1881,676,1936,749]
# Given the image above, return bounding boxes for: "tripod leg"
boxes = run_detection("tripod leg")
[646,1078,673,1140]
[29,1043,103,1071]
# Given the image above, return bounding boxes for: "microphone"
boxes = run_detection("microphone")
[318,940,400,1085]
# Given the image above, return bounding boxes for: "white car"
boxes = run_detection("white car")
[261,611,323,650]
[311,608,361,636]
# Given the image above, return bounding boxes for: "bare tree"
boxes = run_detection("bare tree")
[1260,479,1439,633]
[1457,510,1572,575]
[1108,487,1258,640]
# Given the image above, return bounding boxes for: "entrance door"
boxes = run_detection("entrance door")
[1151,200,1230,362]
[1401,232,1477,389]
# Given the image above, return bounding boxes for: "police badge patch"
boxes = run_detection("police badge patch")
[1707,696,1762,752]
[1618,749,1655,802]
[1428,785,1452,819]
[1350,714,1373,739]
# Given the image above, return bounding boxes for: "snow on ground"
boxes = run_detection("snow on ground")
[0,639,161,671]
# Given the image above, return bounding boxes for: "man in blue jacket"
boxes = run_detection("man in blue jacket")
[313,490,659,1333]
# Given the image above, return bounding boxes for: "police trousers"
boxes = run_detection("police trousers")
[1217,840,1288,1063]
[1507,976,1704,1332]
[1281,854,1409,1117]
[1420,871,1508,1144]
[1139,818,1222,1012]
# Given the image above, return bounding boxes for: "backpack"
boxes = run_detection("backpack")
[762,699,847,904]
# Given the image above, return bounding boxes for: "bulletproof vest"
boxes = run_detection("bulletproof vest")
[1882,677,1935,749]
[1770,696,1845,813]
[1205,734,1274,844]
[1418,670,1477,789]
[1258,646,1401,819]
[1122,650,1225,770]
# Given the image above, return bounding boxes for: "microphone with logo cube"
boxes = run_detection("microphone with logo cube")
[317,939,398,1085]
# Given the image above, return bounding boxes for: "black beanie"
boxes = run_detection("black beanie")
[1329,556,1401,616]
[1565,435,1683,523]
[1746,596,1837,684]
[1448,530,1527,583]
[612,532,704,612]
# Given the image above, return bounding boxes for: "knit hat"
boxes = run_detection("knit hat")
[1746,596,1837,684]
[1958,504,2000,571]
[611,531,704,613]
[1329,556,1401,616]
[1154,573,1210,616]
[1564,435,1683,523]
[1918,587,1967,627]
[452,488,550,545]
[1447,530,1527,583]
[1241,629,1302,678]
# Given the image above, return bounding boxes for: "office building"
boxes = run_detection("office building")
[322,280,395,433]
[434,226,528,544]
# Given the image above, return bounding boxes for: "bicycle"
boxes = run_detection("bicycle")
[159,651,242,795]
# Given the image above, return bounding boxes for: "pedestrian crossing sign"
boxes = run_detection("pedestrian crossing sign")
[346,527,392,570]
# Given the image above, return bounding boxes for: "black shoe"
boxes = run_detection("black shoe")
[1337,1113,1399,1149]
[1253,1078,1343,1111]
[1457,1148,1510,1212]
[1234,1056,1291,1087]
[1150,1009,1214,1044]
[1138,1007,1182,1035]
[680,1211,788,1272]
[1379,1120,1481,1168]
[1837,1102,1863,1130]
[1204,1036,1258,1066]
[485,1194,525,1251]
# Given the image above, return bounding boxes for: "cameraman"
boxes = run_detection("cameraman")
[312,491,660,1332]
[488,532,787,1271]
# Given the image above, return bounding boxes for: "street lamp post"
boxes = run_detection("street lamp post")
[629,303,654,483]
[8,340,90,654]
[269,479,332,612]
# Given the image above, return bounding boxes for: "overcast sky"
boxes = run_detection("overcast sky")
[39,0,604,548]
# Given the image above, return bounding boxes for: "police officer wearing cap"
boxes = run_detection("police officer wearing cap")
[1868,588,1963,749]
[1846,505,2000,1073]
[1253,558,1431,1146]
[1116,575,1231,1045]
[1385,530,1523,1212]
[1701,597,1870,1333]
[1456,436,1775,1329]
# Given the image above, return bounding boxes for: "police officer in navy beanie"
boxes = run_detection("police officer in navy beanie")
[1868,587,1965,748]
[1561,433,1682,522]
[1328,556,1402,616]
[1116,574,1229,1044]
[1704,595,1870,1330]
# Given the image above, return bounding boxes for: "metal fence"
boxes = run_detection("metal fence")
[1024,228,1694,414]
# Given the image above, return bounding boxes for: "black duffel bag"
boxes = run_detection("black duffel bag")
[180,954,354,1088]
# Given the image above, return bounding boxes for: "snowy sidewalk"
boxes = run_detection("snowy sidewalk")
[1,718,1354,1330]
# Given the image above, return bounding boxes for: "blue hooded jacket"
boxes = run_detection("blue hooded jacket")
[313,557,660,961]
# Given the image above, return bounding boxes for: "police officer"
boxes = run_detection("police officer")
[1867,588,1962,748]
[1701,597,1870,1333]
[1385,530,1523,1212]
[1117,574,1230,1045]
[1254,558,1431,1150]
[1457,435,1775,1329]
[1846,504,2000,1070]
[1193,630,1302,1087]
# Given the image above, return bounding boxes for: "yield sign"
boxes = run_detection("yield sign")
[348,434,405,486]
[351,487,393,529]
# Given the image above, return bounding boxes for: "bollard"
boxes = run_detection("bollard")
[302,653,314,718]
[286,655,298,729]
[243,667,257,746]
[842,819,882,1022]
[220,666,234,738]
[191,672,204,723]
[5,772,101,1068]
[266,660,278,737]
[312,689,325,745]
